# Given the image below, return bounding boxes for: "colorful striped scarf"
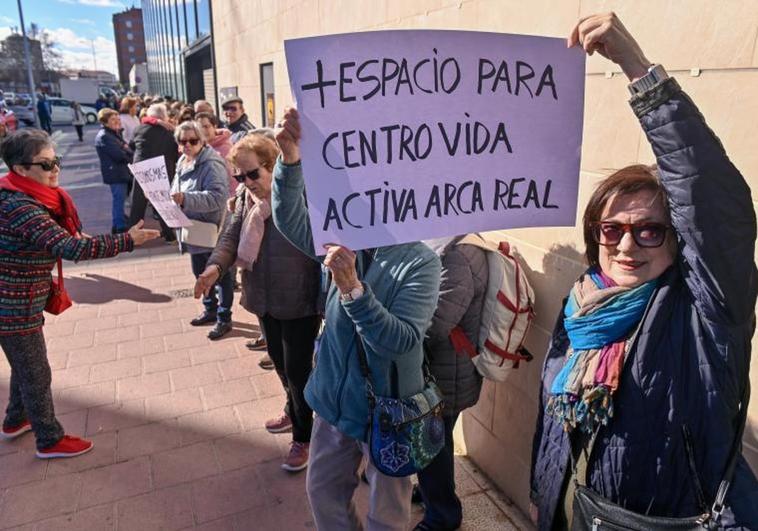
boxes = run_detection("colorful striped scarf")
[546,268,656,433]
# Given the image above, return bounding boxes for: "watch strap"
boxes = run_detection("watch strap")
[628,64,669,96]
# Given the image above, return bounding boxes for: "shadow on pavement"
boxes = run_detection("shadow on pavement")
[66,273,173,304]
[0,380,312,530]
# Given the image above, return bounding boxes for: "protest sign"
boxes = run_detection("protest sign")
[284,30,585,252]
[128,156,192,229]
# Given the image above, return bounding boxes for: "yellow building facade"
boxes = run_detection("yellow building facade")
[211,0,758,516]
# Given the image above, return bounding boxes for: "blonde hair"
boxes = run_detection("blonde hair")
[228,134,279,172]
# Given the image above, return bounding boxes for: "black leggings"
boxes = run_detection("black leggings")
[259,314,320,443]
[0,330,64,449]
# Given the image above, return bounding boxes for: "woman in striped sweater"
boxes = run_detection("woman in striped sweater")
[0,129,159,459]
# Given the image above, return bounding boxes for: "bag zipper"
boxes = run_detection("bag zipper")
[591,516,634,530]
[394,402,442,430]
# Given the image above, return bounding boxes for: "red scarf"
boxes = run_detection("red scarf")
[0,171,81,235]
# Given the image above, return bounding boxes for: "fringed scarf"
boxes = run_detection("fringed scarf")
[546,268,656,433]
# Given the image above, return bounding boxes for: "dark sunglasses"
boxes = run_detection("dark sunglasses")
[22,156,62,171]
[591,221,670,248]
[179,138,200,146]
[233,168,260,183]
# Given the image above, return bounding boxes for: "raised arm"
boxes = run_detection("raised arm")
[633,80,756,325]
[570,12,757,325]
[271,107,319,261]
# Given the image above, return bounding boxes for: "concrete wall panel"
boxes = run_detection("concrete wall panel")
[211,0,758,519]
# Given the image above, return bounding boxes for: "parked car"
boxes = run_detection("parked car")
[3,92,16,106]
[15,93,31,106]
[48,97,97,124]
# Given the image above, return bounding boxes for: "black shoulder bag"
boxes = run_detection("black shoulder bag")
[571,382,750,530]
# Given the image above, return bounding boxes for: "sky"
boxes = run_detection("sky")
[0,0,139,76]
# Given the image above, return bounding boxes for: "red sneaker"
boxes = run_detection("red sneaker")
[0,420,32,440]
[265,413,292,434]
[281,441,309,472]
[36,435,94,459]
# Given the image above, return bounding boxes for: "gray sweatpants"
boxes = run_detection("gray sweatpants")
[306,416,412,531]
[0,330,64,449]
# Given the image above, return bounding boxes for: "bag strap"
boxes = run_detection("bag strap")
[55,258,64,289]
[710,379,750,523]
[568,380,750,524]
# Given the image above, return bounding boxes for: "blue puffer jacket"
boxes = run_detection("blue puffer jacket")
[172,146,228,255]
[95,126,133,185]
[530,78,758,529]
[271,159,441,441]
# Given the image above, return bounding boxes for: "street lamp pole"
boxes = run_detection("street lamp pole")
[16,0,40,129]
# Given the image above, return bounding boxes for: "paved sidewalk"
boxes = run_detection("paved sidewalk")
[0,249,531,530]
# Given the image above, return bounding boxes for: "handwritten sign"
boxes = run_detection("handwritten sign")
[128,156,192,229]
[284,30,585,251]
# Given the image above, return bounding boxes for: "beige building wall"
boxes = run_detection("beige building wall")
[212,0,758,516]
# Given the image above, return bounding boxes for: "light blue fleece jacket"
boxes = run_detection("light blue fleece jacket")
[271,159,441,441]
[172,146,228,255]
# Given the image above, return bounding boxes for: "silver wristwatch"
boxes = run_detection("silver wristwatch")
[628,64,669,95]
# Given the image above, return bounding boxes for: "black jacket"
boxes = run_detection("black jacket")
[130,123,179,181]
[95,127,133,185]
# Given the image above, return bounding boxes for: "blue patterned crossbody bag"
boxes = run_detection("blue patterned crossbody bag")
[355,335,446,477]
[350,250,446,477]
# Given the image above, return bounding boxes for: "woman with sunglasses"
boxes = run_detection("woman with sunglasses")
[530,13,758,530]
[195,134,321,473]
[171,121,234,340]
[0,129,159,459]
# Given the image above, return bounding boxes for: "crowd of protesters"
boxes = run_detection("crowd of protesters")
[1,12,757,531]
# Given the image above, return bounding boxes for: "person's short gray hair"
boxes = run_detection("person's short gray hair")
[174,120,206,144]
[147,103,167,120]
[194,99,213,113]
[0,129,55,171]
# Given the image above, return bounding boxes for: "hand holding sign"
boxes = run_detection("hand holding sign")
[323,245,360,293]
[569,13,649,80]
[275,107,302,164]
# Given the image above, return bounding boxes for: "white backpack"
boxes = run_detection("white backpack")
[449,234,535,382]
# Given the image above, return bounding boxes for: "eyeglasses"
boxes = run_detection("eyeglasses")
[591,221,670,248]
[233,168,260,183]
[222,106,240,113]
[22,156,62,171]
[179,138,200,146]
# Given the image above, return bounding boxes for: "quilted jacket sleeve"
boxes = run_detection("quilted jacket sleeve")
[426,245,476,353]
[633,78,757,327]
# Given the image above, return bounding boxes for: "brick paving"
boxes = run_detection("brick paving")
[0,126,532,530]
